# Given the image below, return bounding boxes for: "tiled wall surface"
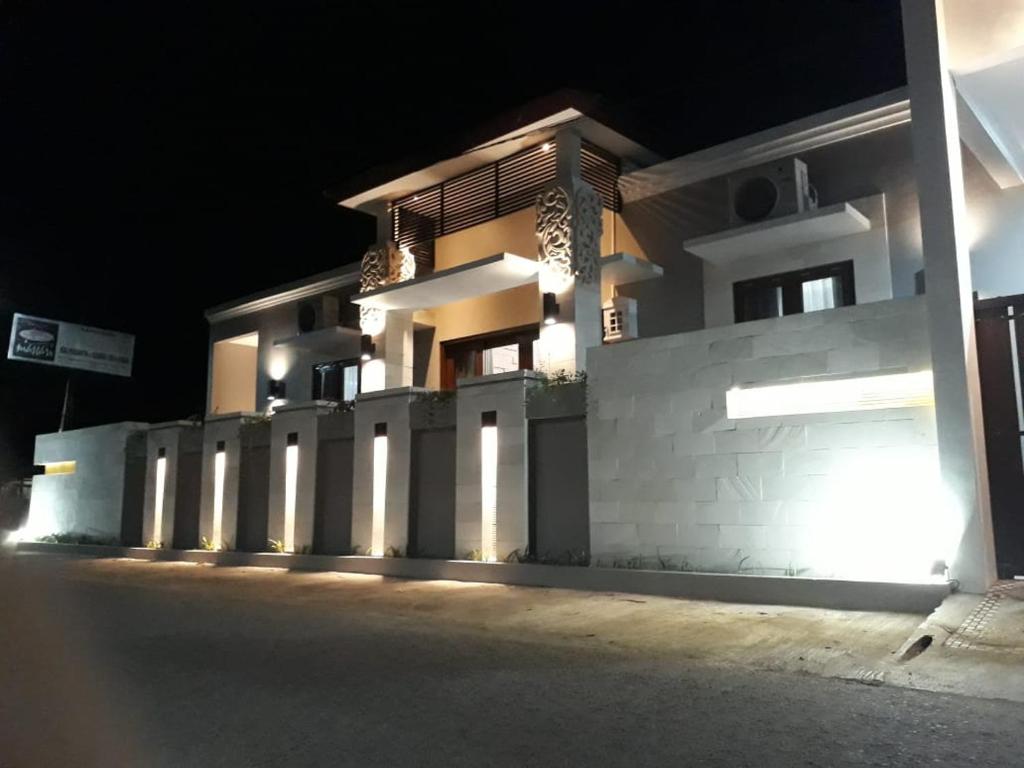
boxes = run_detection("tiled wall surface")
[586,296,938,578]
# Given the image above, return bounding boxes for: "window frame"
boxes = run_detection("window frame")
[440,325,538,390]
[311,357,361,403]
[733,260,856,324]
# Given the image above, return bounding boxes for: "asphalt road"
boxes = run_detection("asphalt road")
[1,553,1022,767]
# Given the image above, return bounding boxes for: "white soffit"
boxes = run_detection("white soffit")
[953,47,1024,189]
[221,332,259,347]
[620,88,910,203]
[600,252,663,284]
[683,202,871,265]
[351,253,539,311]
[339,112,661,211]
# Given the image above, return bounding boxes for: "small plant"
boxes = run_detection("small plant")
[413,390,457,424]
[383,545,403,558]
[268,538,286,553]
[146,539,163,549]
[466,548,483,561]
[199,536,216,551]
[537,369,587,387]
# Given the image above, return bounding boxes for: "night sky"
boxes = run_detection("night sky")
[0,0,907,481]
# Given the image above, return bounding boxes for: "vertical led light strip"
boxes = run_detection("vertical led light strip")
[371,422,388,557]
[480,411,498,563]
[284,432,299,553]
[212,440,226,550]
[153,448,167,545]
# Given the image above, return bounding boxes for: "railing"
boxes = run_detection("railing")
[391,140,622,256]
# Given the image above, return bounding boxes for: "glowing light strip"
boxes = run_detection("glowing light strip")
[284,444,298,553]
[480,421,498,563]
[212,449,226,550]
[42,461,76,475]
[726,370,934,420]
[370,433,388,557]
[153,456,167,544]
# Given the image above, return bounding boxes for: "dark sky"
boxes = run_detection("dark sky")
[0,0,907,481]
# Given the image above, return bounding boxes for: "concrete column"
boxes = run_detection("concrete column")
[535,130,604,375]
[902,0,997,592]
[358,239,414,393]
[383,310,414,388]
[142,421,202,548]
[454,371,537,560]
[198,412,259,550]
[351,387,419,555]
[267,401,334,553]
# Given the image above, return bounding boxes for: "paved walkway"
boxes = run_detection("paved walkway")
[2,552,1024,767]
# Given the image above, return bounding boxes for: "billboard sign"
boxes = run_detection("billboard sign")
[7,313,134,377]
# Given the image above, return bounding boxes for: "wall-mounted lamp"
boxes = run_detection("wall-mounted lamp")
[360,334,376,362]
[267,379,286,401]
[542,292,560,326]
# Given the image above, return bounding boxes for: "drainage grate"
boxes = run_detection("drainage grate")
[945,582,1017,650]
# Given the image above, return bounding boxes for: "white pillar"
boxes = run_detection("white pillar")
[454,371,536,561]
[535,130,604,375]
[198,413,257,550]
[351,387,417,556]
[267,402,332,553]
[902,0,996,592]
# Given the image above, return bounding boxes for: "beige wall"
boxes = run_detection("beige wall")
[210,339,258,414]
[422,206,644,389]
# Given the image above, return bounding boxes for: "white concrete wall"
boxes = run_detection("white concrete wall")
[267,403,333,553]
[142,422,203,547]
[455,371,535,560]
[703,195,893,328]
[587,296,949,582]
[26,422,149,540]
[198,413,259,550]
[350,388,417,555]
[969,183,1024,298]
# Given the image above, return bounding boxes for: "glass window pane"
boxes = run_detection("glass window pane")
[802,276,838,312]
[343,365,359,401]
[482,343,519,375]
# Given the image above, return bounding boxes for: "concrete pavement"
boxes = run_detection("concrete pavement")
[2,552,1024,766]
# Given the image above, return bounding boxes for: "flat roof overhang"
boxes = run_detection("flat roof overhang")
[351,252,664,313]
[351,253,539,312]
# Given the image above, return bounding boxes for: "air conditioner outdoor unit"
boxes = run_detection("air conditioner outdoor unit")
[297,295,340,334]
[727,158,818,227]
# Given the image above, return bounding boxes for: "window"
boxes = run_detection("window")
[441,326,538,390]
[312,359,360,402]
[733,261,855,323]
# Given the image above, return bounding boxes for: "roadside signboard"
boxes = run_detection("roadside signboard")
[7,312,134,377]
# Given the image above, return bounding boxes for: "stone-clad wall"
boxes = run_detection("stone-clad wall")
[586,296,939,579]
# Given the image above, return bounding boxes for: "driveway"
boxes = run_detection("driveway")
[1,552,1022,767]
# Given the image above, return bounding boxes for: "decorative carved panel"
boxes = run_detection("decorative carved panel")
[573,182,602,286]
[536,186,573,291]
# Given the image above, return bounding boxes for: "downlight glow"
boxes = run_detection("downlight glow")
[284,433,299,553]
[726,371,935,420]
[212,442,226,550]
[153,452,167,545]
[371,423,388,557]
[480,411,498,563]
